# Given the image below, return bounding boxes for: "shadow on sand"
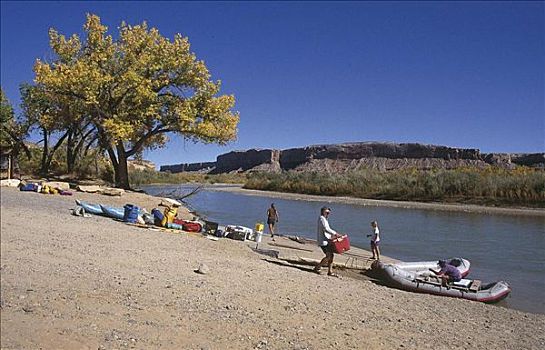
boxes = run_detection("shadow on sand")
[262,258,318,274]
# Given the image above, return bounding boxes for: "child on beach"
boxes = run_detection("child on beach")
[367,221,380,260]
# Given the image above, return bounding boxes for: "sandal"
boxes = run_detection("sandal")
[327,272,340,278]
[313,268,323,275]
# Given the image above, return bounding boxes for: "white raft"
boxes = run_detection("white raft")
[375,262,511,303]
[395,257,471,278]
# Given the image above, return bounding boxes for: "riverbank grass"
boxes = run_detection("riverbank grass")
[244,167,545,208]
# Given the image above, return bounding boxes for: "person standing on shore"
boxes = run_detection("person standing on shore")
[314,206,341,277]
[267,203,279,241]
[367,220,381,260]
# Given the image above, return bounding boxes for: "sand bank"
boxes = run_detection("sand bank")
[1,188,544,349]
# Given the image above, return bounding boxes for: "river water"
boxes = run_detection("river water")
[142,184,545,314]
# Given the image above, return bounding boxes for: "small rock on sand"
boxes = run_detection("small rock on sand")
[195,263,210,275]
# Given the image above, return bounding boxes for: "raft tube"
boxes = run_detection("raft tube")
[375,262,511,303]
[394,258,471,278]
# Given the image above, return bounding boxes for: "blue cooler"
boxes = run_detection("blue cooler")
[151,208,164,226]
[123,204,140,223]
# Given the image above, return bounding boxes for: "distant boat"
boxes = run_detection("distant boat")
[394,257,471,278]
[374,262,511,303]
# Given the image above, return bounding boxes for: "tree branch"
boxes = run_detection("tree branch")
[125,126,171,158]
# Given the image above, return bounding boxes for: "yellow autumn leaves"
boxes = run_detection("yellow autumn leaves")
[33,13,239,147]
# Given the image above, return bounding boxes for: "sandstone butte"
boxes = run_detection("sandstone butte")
[160,141,545,174]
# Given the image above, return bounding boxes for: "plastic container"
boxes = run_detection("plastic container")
[123,204,140,223]
[151,208,164,226]
[20,183,39,192]
[330,234,351,254]
[255,222,264,232]
[166,223,184,230]
[255,231,263,244]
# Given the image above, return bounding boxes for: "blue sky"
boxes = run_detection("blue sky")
[1,1,543,167]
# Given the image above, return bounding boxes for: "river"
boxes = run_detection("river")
[142,184,545,314]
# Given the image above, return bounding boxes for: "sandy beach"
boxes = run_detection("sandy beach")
[1,187,544,349]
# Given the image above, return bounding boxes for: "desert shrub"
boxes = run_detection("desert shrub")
[129,169,247,187]
[17,147,42,176]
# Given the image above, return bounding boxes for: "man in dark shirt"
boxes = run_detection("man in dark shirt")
[266,203,279,241]
[430,260,462,286]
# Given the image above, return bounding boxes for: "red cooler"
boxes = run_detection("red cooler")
[330,235,350,254]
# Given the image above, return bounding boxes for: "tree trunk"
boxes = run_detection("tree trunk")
[43,131,68,176]
[94,153,99,177]
[8,154,12,179]
[70,126,97,173]
[105,142,130,190]
[66,130,75,173]
[10,145,22,178]
[115,142,130,189]
[98,124,161,189]
[40,128,49,176]
[104,145,119,184]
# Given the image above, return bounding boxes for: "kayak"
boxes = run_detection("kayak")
[75,200,103,216]
[394,258,471,278]
[374,262,511,303]
[99,204,125,220]
[76,200,146,220]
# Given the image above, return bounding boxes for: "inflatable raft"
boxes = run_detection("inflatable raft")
[375,262,511,303]
[394,258,471,278]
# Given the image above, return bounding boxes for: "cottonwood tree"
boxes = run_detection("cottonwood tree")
[20,84,74,175]
[1,89,31,177]
[21,85,98,176]
[0,89,16,146]
[34,14,239,188]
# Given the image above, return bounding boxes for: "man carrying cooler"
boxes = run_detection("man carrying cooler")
[314,206,341,277]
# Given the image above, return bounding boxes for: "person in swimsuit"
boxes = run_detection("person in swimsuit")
[367,221,381,260]
[266,203,279,241]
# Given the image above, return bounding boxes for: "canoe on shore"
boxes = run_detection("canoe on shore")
[394,258,471,278]
[75,200,103,216]
[374,262,511,303]
[75,200,124,219]
[76,200,148,220]
[99,205,125,220]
